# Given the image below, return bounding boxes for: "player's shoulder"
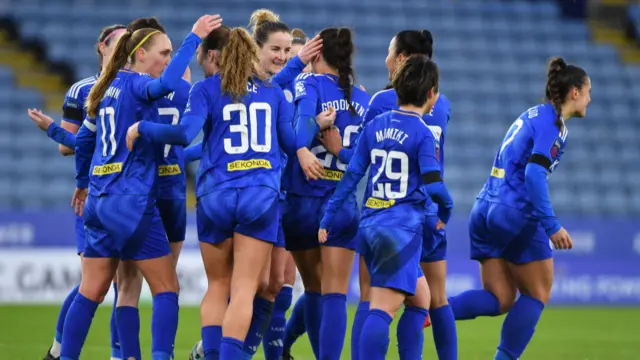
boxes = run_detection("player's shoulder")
[352,85,371,103]
[66,75,98,100]
[369,88,396,107]
[294,73,318,98]
[177,78,192,93]
[192,75,219,93]
[522,103,556,128]
[434,93,451,113]
[294,72,316,83]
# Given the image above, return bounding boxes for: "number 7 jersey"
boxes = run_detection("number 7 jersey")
[183,74,292,197]
[478,103,568,212]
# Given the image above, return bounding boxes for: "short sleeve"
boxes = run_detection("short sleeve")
[183,80,209,119]
[293,73,317,103]
[417,129,440,175]
[61,86,88,125]
[531,113,563,166]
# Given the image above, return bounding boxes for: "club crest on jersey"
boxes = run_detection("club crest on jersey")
[295,81,306,98]
[283,89,294,103]
[550,139,562,159]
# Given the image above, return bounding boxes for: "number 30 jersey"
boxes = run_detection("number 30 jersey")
[478,103,568,212]
[349,109,441,229]
[183,74,292,197]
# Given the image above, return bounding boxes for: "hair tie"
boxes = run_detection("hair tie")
[102,28,126,45]
[129,30,161,58]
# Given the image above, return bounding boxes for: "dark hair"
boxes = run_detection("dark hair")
[291,28,306,45]
[128,17,166,33]
[319,27,357,114]
[96,24,126,69]
[249,9,290,47]
[545,57,588,131]
[201,25,231,53]
[86,20,166,118]
[393,29,433,58]
[219,27,267,102]
[392,54,439,107]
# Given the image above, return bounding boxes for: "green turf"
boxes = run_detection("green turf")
[0,305,638,359]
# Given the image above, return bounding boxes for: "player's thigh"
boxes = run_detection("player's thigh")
[283,251,297,285]
[421,260,448,308]
[291,248,322,292]
[267,246,287,292]
[231,232,274,296]
[480,258,517,312]
[320,245,355,294]
[79,256,119,302]
[508,258,554,304]
[405,275,431,310]
[358,255,371,302]
[156,197,187,243]
[360,226,423,297]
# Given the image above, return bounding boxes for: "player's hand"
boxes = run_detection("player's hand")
[550,227,573,250]
[27,108,54,131]
[71,188,88,216]
[435,219,446,230]
[297,35,323,65]
[297,147,324,181]
[318,228,328,243]
[316,106,336,130]
[192,14,223,39]
[126,122,140,151]
[318,127,343,156]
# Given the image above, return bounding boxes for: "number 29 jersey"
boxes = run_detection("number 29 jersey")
[87,70,161,196]
[478,103,568,213]
[183,74,292,198]
[354,110,440,230]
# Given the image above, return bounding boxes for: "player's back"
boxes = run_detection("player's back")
[195,74,285,197]
[156,79,190,194]
[289,73,371,197]
[89,70,161,196]
[359,110,434,230]
[478,103,568,213]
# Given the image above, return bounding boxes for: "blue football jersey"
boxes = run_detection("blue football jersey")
[62,75,98,126]
[85,70,162,196]
[362,89,450,214]
[278,78,296,196]
[478,103,568,212]
[347,110,440,230]
[289,73,371,197]
[156,79,190,190]
[183,74,292,197]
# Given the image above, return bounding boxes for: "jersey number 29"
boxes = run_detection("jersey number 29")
[370,149,409,199]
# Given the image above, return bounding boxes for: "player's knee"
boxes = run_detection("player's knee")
[429,290,449,309]
[519,285,552,305]
[148,271,179,295]
[266,273,285,298]
[492,289,517,314]
[79,282,110,304]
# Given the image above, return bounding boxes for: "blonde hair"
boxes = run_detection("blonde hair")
[220,28,267,102]
[248,9,289,47]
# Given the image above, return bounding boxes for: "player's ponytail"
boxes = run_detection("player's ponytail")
[219,27,266,102]
[319,27,357,114]
[86,26,162,118]
[393,54,439,107]
[545,57,588,132]
[249,9,290,47]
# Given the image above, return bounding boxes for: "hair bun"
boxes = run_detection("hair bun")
[420,29,433,47]
[548,57,567,72]
[249,9,280,29]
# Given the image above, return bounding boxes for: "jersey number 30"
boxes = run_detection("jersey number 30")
[370,149,409,199]
[223,102,272,154]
